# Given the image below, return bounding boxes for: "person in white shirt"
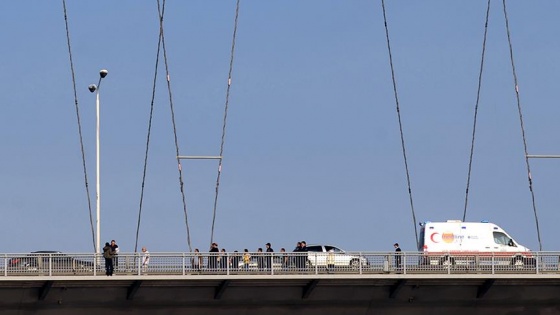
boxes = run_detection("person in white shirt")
[142,247,150,273]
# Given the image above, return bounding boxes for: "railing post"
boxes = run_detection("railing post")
[182,253,186,276]
[359,252,363,275]
[491,253,495,274]
[137,252,141,276]
[226,253,230,276]
[535,252,539,275]
[270,253,274,275]
[314,253,318,275]
[3,254,7,277]
[48,253,52,277]
[403,253,406,275]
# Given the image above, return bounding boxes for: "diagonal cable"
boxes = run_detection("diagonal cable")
[209,0,241,245]
[462,0,491,222]
[157,0,193,252]
[381,0,419,247]
[502,0,542,250]
[62,0,96,252]
[133,5,163,254]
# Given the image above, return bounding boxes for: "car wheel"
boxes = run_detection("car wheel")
[350,259,360,269]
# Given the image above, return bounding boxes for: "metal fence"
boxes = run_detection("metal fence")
[2,251,559,276]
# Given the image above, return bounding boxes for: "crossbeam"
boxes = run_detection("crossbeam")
[526,155,560,159]
[177,156,222,160]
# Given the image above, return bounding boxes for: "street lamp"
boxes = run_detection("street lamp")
[89,69,108,258]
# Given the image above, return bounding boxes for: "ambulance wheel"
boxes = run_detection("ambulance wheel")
[440,256,455,266]
[511,256,525,268]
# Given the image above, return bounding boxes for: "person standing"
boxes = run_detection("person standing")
[394,243,402,269]
[110,240,119,270]
[103,242,115,276]
[280,248,288,270]
[256,248,265,271]
[242,249,251,270]
[192,248,202,271]
[265,243,274,271]
[209,243,219,270]
[300,241,308,270]
[141,247,150,273]
[293,242,302,269]
[219,248,227,270]
[231,250,241,271]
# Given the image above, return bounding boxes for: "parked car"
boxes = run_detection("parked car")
[236,254,283,270]
[8,251,94,272]
[305,245,368,268]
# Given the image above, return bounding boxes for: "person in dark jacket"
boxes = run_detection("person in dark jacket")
[394,243,402,268]
[299,241,308,270]
[209,243,219,270]
[103,242,115,276]
[292,242,302,268]
[265,243,274,271]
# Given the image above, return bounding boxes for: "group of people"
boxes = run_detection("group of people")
[102,240,150,276]
[189,241,311,271]
[100,240,403,274]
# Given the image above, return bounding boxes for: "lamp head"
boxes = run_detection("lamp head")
[99,69,108,78]
[88,84,97,93]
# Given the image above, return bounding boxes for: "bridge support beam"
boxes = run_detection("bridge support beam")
[38,281,54,301]
[127,280,142,300]
[477,279,495,299]
[389,279,406,298]
[302,279,319,299]
[214,280,230,300]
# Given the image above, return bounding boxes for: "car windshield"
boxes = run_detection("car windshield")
[324,246,344,253]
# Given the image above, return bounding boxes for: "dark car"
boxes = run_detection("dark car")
[8,251,94,273]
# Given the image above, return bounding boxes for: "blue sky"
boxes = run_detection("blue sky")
[1,1,559,254]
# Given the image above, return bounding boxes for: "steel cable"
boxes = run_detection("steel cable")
[209,0,241,246]
[62,0,96,252]
[462,0,491,222]
[502,0,542,250]
[133,3,164,254]
[157,0,193,252]
[381,0,419,247]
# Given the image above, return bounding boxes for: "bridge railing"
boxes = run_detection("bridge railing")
[1,251,559,276]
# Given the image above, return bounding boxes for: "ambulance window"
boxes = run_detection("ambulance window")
[493,232,510,245]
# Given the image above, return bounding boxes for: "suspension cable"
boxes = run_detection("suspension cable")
[157,0,193,252]
[381,0,419,247]
[62,0,96,252]
[502,0,542,250]
[133,4,164,254]
[462,0,491,222]
[209,0,241,245]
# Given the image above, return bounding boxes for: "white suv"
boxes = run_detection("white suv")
[305,245,367,268]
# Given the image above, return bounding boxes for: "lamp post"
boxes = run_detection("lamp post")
[88,69,108,259]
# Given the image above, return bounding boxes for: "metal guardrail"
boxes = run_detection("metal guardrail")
[1,251,559,276]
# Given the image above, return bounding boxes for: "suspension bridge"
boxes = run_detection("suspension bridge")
[3,0,560,314]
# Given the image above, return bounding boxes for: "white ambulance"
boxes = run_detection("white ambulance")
[418,220,534,267]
